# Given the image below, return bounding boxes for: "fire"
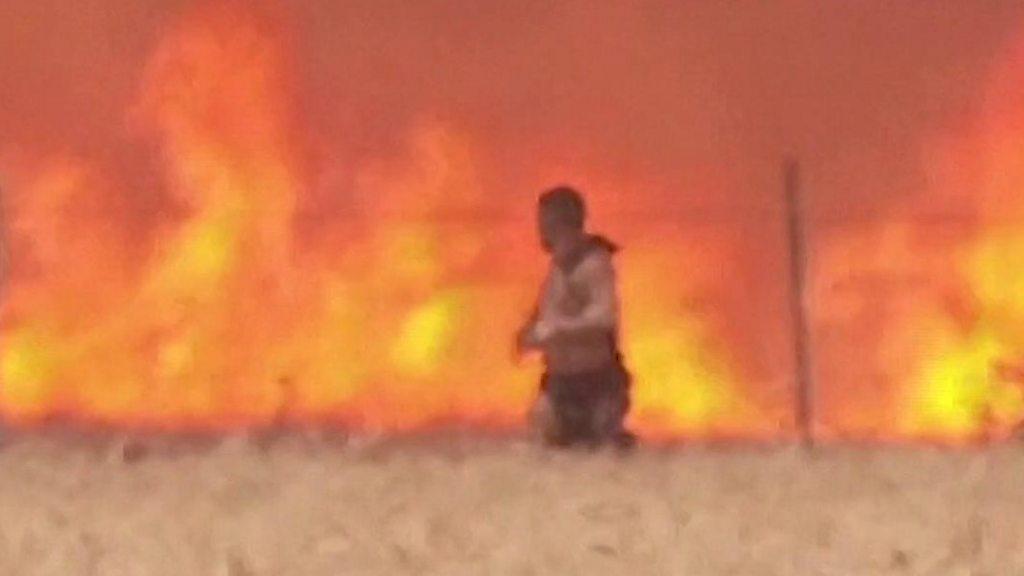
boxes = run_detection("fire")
[814,31,1024,442]
[14,2,1024,444]
[0,3,768,437]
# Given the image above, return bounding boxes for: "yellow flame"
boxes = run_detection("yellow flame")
[0,3,769,438]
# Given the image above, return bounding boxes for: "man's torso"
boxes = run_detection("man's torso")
[539,241,619,374]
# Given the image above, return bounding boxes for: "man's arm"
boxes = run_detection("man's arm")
[515,275,550,355]
[516,305,542,354]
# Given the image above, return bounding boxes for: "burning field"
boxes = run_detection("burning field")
[5,1,1024,572]
[4,0,1024,442]
[0,1,788,438]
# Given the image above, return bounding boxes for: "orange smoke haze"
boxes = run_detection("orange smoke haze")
[1,1,1023,440]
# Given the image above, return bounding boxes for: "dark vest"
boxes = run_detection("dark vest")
[554,234,619,276]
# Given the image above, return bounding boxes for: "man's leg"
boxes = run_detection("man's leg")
[530,393,570,446]
[591,393,625,439]
[590,369,635,448]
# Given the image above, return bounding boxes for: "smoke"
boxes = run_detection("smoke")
[5,1,1020,205]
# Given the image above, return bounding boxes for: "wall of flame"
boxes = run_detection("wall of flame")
[1,2,1023,440]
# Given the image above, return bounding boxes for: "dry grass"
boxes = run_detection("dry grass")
[0,432,1022,575]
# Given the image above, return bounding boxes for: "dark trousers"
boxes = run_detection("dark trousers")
[539,361,631,446]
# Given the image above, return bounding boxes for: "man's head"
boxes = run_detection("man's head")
[538,186,586,253]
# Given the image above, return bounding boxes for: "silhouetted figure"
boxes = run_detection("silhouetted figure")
[516,186,634,448]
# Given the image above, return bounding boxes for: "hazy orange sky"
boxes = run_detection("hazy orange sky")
[3,1,1023,215]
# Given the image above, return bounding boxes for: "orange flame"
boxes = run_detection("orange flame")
[0,4,773,438]
[814,32,1024,442]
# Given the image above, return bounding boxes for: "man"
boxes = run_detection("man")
[516,186,634,448]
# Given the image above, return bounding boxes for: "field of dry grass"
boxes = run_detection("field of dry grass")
[1,432,1022,575]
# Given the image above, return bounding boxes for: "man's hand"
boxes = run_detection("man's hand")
[531,319,557,343]
[514,319,557,361]
[514,322,538,361]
